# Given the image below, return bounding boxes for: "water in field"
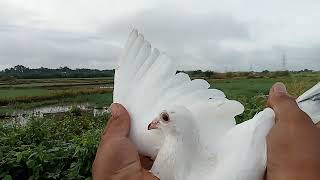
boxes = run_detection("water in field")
[4,103,109,123]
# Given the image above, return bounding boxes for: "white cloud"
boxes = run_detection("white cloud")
[0,26,120,69]
[0,0,319,71]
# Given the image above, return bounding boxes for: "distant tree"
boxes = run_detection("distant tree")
[192,70,202,76]
[14,65,29,73]
[204,71,213,78]
[2,65,115,79]
[226,72,233,78]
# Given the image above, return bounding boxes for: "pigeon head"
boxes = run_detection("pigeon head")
[148,105,194,136]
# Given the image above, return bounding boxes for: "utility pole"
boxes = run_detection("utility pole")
[249,64,253,72]
[282,54,287,70]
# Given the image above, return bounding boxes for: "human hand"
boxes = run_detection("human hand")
[92,103,158,180]
[266,82,320,180]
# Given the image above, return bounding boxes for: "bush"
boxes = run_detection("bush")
[225,72,233,78]
[232,95,267,124]
[0,113,110,179]
[68,106,82,116]
[269,71,290,78]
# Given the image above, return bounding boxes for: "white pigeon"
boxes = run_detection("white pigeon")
[113,29,239,159]
[113,30,320,180]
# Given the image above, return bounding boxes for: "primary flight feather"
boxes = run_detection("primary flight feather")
[113,30,320,180]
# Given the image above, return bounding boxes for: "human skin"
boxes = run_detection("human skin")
[92,103,158,180]
[266,82,320,180]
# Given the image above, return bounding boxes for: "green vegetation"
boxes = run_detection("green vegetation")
[0,111,110,179]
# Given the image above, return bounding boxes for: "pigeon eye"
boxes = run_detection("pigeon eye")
[161,112,170,122]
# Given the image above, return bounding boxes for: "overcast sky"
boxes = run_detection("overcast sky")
[0,0,319,71]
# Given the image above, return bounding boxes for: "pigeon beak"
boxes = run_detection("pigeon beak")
[148,118,160,130]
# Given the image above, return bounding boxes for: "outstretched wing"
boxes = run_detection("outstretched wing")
[297,82,320,124]
[113,30,237,158]
[205,108,275,180]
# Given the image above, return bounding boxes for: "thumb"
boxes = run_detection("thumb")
[267,82,313,124]
[103,103,130,138]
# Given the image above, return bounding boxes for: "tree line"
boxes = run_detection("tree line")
[0,65,114,79]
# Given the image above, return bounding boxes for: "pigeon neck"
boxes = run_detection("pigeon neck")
[151,134,180,180]
[151,123,199,180]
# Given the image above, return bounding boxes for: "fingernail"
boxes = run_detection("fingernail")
[273,82,287,95]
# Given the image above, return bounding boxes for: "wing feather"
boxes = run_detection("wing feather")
[297,82,320,123]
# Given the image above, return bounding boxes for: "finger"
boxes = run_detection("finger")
[267,82,313,124]
[103,103,130,138]
[139,155,154,170]
[316,122,320,129]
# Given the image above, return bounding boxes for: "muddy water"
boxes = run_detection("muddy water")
[4,103,109,123]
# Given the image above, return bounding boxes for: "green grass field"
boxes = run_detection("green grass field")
[0,88,57,98]
[210,72,320,97]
